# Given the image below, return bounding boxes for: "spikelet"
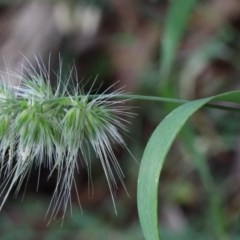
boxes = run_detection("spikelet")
[0,57,133,222]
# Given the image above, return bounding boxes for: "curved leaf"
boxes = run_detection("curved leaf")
[137,91,240,240]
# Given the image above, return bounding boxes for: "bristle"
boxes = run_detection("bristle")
[0,56,133,222]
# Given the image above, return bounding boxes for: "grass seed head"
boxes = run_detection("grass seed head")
[0,57,133,222]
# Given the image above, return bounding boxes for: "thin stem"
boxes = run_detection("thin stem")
[114,94,240,112]
[43,94,240,112]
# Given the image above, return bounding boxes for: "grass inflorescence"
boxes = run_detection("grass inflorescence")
[0,59,133,222]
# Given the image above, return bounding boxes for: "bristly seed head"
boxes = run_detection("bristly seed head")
[0,57,133,223]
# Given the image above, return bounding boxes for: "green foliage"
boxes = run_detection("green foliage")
[159,0,198,87]
[0,63,132,222]
[137,91,240,240]
[0,1,239,239]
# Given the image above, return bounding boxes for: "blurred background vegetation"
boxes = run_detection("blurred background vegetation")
[1,0,240,239]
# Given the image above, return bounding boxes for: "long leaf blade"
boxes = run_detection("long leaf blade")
[137,91,240,240]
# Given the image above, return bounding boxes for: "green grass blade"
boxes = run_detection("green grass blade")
[160,0,198,84]
[181,126,225,238]
[137,91,240,240]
